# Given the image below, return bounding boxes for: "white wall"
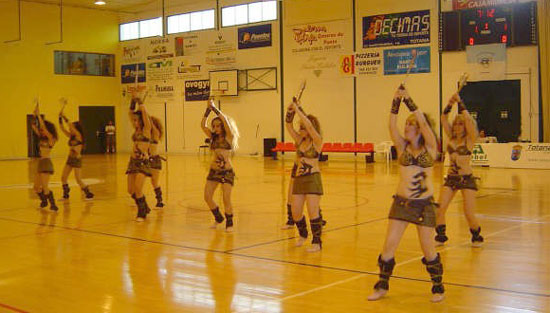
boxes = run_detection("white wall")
[116,0,542,157]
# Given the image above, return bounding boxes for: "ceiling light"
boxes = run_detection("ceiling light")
[94,0,106,5]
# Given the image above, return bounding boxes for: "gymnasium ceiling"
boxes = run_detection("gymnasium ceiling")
[21,0,208,13]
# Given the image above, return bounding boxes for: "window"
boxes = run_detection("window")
[54,51,115,76]
[139,17,162,38]
[167,9,215,34]
[120,22,139,41]
[221,1,277,27]
[120,17,163,41]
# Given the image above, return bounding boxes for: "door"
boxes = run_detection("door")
[79,106,115,154]
[26,114,41,158]
[460,80,521,143]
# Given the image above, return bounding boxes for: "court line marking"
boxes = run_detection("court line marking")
[0,210,548,300]
[0,190,547,301]
[226,190,510,253]
[279,214,550,301]
[0,302,30,313]
[226,217,388,253]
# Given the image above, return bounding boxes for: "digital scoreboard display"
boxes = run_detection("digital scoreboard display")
[439,2,537,51]
[461,7,512,46]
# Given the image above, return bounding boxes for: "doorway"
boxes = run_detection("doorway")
[26,114,41,158]
[460,80,521,143]
[79,106,115,154]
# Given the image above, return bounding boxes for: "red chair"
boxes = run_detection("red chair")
[284,142,296,152]
[332,143,343,152]
[272,142,284,152]
[363,143,374,153]
[342,143,353,152]
[322,142,333,152]
[353,143,364,153]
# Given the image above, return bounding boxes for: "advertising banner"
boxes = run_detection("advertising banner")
[121,63,146,84]
[121,43,143,63]
[147,37,174,60]
[383,46,430,75]
[151,82,176,101]
[452,0,518,10]
[469,143,550,169]
[185,80,210,101]
[175,34,202,56]
[362,10,430,48]
[206,30,237,67]
[238,24,272,49]
[147,59,174,82]
[290,21,346,54]
[340,52,382,76]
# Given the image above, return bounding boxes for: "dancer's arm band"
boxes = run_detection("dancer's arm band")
[130,98,137,111]
[403,97,418,112]
[58,116,63,124]
[391,97,401,114]
[286,111,295,123]
[443,104,452,115]
[211,106,221,116]
[204,107,212,118]
[458,101,466,113]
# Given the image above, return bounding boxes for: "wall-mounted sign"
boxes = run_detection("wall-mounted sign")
[185,80,210,101]
[383,46,430,75]
[290,21,346,54]
[340,52,382,76]
[121,63,146,84]
[238,24,272,49]
[363,10,430,48]
[452,0,518,10]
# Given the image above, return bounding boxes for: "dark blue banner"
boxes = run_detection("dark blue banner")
[121,63,145,84]
[238,24,272,49]
[184,80,210,102]
[383,47,430,75]
[363,10,430,48]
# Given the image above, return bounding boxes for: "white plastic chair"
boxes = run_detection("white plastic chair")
[375,141,393,164]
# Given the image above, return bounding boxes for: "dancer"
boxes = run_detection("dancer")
[281,156,327,230]
[368,85,444,302]
[31,103,59,211]
[435,93,483,247]
[285,99,323,252]
[201,98,239,232]
[126,93,152,222]
[149,116,165,208]
[58,111,94,200]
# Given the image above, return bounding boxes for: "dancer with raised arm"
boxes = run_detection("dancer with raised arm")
[435,93,483,247]
[31,102,59,211]
[58,106,94,200]
[285,99,324,252]
[201,98,239,232]
[126,93,152,222]
[368,85,444,302]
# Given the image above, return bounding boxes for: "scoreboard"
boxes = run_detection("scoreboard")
[461,7,512,46]
[440,2,537,51]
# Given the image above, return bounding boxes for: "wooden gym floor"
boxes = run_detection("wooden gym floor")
[0,153,548,313]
